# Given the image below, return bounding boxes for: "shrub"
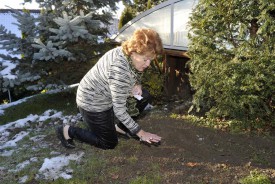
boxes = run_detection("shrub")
[142,57,165,102]
[188,0,275,129]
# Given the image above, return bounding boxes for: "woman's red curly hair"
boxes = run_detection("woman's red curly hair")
[122,28,163,57]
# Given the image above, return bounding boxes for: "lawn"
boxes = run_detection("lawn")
[0,89,274,184]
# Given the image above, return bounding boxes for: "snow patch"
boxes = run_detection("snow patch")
[0,131,29,149]
[0,60,18,79]
[38,152,84,180]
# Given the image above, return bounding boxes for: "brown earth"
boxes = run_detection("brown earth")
[49,102,275,184]
[133,115,275,183]
[75,104,275,184]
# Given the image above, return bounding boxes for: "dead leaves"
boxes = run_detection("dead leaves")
[185,162,200,167]
[110,173,119,179]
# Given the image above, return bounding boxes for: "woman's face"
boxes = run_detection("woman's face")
[130,52,155,72]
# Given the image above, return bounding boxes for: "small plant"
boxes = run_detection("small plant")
[127,155,138,164]
[170,113,235,131]
[2,99,9,104]
[170,113,180,119]
[239,170,271,184]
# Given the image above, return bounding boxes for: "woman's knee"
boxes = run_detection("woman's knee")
[106,141,118,149]
[98,138,118,150]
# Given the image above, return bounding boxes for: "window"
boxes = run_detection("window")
[114,0,198,51]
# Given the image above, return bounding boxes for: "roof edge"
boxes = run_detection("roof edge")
[111,0,183,40]
[0,9,40,13]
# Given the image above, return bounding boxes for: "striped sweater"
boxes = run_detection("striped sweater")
[76,47,141,134]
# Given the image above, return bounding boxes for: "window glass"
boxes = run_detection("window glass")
[114,0,198,50]
[115,5,171,45]
[173,0,196,47]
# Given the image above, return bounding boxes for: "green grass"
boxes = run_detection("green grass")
[239,170,271,184]
[0,89,166,184]
[0,88,78,125]
[0,94,79,184]
[130,174,162,184]
[1,90,274,184]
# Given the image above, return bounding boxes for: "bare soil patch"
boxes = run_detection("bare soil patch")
[100,106,275,183]
[51,104,275,183]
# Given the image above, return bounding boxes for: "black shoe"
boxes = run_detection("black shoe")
[56,125,75,149]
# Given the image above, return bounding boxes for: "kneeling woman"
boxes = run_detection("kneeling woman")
[56,28,163,149]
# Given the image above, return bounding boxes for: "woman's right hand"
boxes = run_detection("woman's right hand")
[132,84,142,96]
[136,129,162,144]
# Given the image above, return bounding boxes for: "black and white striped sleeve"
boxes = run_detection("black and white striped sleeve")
[107,59,141,134]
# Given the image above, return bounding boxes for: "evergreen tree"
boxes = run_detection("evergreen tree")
[147,0,152,10]
[188,0,275,128]
[0,25,22,58]
[0,0,120,100]
[31,0,119,62]
[0,12,38,99]
[118,6,136,29]
[128,0,165,14]
[119,0,165,28]
[11,8,37,60]
[32,39,74,61]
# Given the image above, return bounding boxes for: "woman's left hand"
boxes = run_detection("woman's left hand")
[132,84,142,96]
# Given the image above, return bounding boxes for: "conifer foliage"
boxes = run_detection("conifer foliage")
[188,0,275,128]
[0,0,119,100]
[119,0,165,29]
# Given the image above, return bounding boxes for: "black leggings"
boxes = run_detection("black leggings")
[136,89,152,112]
[69,89,151,150]
[69,107,118,149]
